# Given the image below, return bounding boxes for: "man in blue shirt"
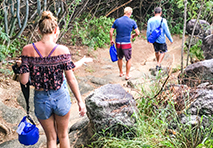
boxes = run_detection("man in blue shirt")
[147,7,173,71]
[110,7,139,80]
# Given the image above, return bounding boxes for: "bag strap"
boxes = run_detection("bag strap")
[20,82,30,115]
[20,82,36,125]
[12,63,35,124]
[159,18,163,28]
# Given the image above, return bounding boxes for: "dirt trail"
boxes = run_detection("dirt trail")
[73,34,184,89]
[0,34,185,145]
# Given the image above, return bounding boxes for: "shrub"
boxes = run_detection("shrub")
[70,16,114,50]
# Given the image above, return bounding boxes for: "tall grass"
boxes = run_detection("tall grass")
[89,73,213,148]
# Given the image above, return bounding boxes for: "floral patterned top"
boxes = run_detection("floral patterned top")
[19,54,75,91]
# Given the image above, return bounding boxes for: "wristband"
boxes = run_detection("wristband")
[12,63,20,74]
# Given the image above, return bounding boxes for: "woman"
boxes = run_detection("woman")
[19,11,87,148]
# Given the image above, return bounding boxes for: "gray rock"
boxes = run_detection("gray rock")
[187,89,213,115]
[179,59,213,87]
[0,100,25,124]
[179,88,213,127]
[85,84,138,138]
[90,77,110,85]
[69,122,93,148]
[78,81,95,95]
[69,116,89,133]
[169,85,213,132]
[180,115,201,126]
[201,34,213,59]
[101,65,114,69]
[68,116,93,147]
[186,19,211,38]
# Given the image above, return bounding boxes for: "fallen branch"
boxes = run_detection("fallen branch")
[145,54,175,107]
[153,55,174,99]
[0,123,11,136]
[105,0,132,17]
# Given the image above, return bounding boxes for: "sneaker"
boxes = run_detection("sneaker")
[156,65,162,71]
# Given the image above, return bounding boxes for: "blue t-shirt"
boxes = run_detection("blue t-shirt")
[146,16,173,43]
[112,16,138,42]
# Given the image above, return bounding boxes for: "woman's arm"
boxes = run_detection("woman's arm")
[72,56,93,71]
[19,73,30,85]
[65,69,86,116]
[18,46,30,85]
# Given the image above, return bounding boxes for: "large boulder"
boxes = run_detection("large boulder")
[85,84,138,138]
[179,59,213,87]
[201,34,213,59]
[186,19,211,38]
[168,83,213,137]
[68,116,93,148]
[179,83,213,127]
[0,100,25,124]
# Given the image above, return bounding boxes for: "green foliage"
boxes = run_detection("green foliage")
[0,44,8,61]
[197,138,213,148]
[0,27,22,61]
[186,39,204,61]
[0,27,9,61]
[163,0,184,34]
[0,27,9,42]
[0,65,13,77]
[70,16,114,50]
[189,39,204,60]
[157,0,213,35]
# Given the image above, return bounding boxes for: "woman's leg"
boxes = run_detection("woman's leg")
[55,109,71,148]
[38,115,57,148]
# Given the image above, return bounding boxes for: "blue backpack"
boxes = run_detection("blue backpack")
[109,44,118,62]
[148,18,163,43]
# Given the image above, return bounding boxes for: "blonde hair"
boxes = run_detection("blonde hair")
[124,7,132,14]
[39,11,58,34]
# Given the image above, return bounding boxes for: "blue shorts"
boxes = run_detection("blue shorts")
[34,80,71,120]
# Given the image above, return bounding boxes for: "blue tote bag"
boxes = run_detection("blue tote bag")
[109,44,118,62]
[148,18,163,43]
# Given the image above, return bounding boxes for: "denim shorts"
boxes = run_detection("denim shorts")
[34,80,71,120]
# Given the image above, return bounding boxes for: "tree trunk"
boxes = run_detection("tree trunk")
[181,0,187,73]
[186,0,205,66]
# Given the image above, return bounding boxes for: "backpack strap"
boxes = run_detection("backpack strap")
[160,18,163,27]
[47,44,58,57]
[32,43,43,58]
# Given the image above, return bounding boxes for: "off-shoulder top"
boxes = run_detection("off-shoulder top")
[19,43,75,91]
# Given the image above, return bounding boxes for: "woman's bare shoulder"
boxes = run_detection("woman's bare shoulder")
[57,44,70,54]
[22,44,33,56]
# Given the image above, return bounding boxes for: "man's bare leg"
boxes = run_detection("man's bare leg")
[125,59,131,79]
[158,53,165,66]
[118,58,123,76]
[155,52,160,66]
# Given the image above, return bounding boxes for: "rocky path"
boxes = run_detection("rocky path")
[69,34,184,128]
[0,34,185,147]
[73,35,184,97]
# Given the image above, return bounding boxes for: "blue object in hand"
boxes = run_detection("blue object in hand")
[17,116,39,146]
[109,44,118,62]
